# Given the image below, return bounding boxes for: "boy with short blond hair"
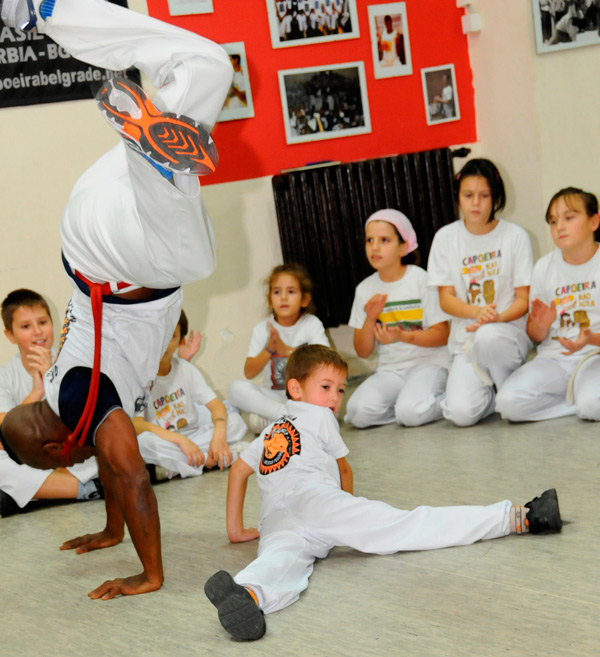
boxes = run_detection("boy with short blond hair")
[205,344,563,642]
[0,289,100,517]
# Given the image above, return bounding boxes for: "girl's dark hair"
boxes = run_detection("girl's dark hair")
[266,263,316,316]
[545,187,599,223]
[177,309,189,341]
[454,158,506,223]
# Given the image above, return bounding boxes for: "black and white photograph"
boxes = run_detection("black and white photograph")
[532,0,600,53]
[217,42,255,122]
[278,62,371,144]
[421,64,460,126]
[368,2,412,79]
[266,0,359,49]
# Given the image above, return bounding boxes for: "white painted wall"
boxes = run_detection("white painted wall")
[1,0,599,394]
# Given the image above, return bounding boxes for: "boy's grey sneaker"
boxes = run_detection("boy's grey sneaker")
[204,570,266,641]
[525,488,563,534]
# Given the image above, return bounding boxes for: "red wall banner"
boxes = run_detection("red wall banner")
[150,0,476,185]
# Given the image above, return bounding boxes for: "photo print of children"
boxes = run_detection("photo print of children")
[267,0,360,48]
[278,62,371,144]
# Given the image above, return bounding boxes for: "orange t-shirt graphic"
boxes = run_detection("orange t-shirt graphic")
[259,420,301,475]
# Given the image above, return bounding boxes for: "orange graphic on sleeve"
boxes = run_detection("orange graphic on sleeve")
[259,420,301,475]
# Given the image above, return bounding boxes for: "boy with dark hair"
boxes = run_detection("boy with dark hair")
[1,289,100,517]
[205,344,562,641]
[133,310,248,477]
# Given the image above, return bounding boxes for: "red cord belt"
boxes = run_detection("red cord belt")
[61,271,131,462]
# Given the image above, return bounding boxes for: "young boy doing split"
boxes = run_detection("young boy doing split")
[204,344,562,641]
[0,0,232,599]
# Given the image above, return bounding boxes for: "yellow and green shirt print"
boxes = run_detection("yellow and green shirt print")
[378,298,423,330]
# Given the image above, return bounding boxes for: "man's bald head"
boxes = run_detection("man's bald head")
[1,401,94,470]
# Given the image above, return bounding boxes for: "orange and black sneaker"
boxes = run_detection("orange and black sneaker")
[95,76,219,176]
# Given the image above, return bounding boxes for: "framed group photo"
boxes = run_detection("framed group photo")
[278,61,371,144]
[217,42,255,122]
[266,0,359,49]
[532,0,600,54]
[367,2,412,79]
[421,64,460,126]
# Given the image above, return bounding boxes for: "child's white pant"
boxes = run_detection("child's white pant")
[228,380,287,421]
[137,403,247,477]
[496,354,600,422]
[443,323,532,426]
[0,453,98,507]
[344,363,448,428]
[42,0,232,289]
[234,482,511,613]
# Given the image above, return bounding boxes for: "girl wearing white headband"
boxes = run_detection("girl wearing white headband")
[345,209,450,428]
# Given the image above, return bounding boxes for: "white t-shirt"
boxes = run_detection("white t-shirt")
[530,246,600,360]
[241,400,349,524]
[247,314,330,389]
[427,219,533,351]
[348,266,450,370]
[0,349,58,413]
[143,356,216,433]
[379,30,399,66]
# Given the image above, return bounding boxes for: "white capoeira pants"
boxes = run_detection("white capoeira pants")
[234,482,511,613]
[0,452,98,507]
[137,403,247,477]
[344,363,448,428]
[39,0,232,417]
[40,0,232,290]
[443,323,532,427]
[496,353,600,422]
[228,380,287,421]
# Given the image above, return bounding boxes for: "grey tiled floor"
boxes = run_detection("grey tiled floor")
[2,407,596,657]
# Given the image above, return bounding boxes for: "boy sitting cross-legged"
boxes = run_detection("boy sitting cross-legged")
[133,310,248,478]
[204,344,563,641]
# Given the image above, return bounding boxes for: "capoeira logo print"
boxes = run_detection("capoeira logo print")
[259,420,301,475]
[56,300,77,361]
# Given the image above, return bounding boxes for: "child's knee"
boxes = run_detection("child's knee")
[228,379,248,406]
[576,395,600,421]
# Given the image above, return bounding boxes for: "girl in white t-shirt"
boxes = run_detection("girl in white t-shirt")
[496,187,600,421]
[345,209,450,428]
[427,159,533,426]
[228,263,329,433]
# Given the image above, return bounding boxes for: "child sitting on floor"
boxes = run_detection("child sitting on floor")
[496,187,600,421]
[228,263,329,434]
[133,310,248,478]
[204,344,562,642]
[1,289,100,517]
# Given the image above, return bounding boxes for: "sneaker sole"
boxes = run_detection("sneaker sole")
[96,77,219,176]
[204,570,266,641]
[526,488,563,533]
